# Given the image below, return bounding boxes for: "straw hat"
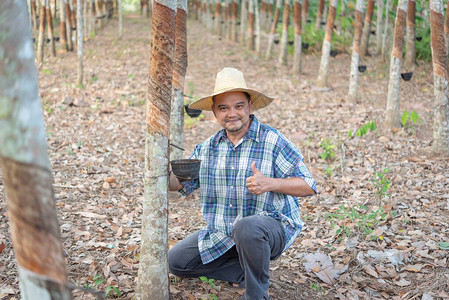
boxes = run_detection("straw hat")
[188,67,274,111]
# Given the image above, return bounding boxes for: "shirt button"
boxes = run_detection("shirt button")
[230,186,233,189]
[229,223,232,226]
[229,204,232,207]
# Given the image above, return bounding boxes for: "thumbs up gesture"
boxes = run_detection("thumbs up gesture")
[246,161,270,195]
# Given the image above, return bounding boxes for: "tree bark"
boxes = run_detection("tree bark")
[66,1,74,50]
[260,0,268,31]
[360,0,374,57]
[215,0,222,35]
[265,0,282,59]
[444,1,449,62]
[240,0,246,43]
[60,0,69,51]
[301,0,309,34]
[118,0,123,37]
[278,0,290,65]
[267,0,274,32]
[37,0,47,65]
[0,1,73,299]
[317,0,338,88]
[348,0,364,103]
[232,0,238,42]
[430,0,449,155]
[77,0,83,86]
[404,0,417,69]
[46,2,56,57]
[248,0,255,50]
[135,0,176,298]
[170,0,188,161]
[375,0,384,55]
[315,0,325,31]
[255,0,261,54]
[382,0,392,59]
[292,0,303,75]
[385,0,408,128]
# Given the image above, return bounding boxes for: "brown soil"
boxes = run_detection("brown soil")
[1,13,448,300]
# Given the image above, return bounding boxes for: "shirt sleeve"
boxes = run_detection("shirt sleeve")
[178,145,201,197]
[274,137,317,194]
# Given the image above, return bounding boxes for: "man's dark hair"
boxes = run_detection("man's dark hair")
[212,91,251,104]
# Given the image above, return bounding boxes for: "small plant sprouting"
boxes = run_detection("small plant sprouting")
[401,110,421,134]
[42,68,51,75]
[310,281,325,296]
[82,275,121,298]
[348,120,377,138]
[319,138,336,161]
[199,277,218,300]
[105,285,121,298]
[83,275,104,289]
[371,168,391,202]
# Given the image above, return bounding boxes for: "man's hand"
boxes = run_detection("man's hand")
[246,161,271,195]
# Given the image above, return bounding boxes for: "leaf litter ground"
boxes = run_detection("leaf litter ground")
[0,14,448,300]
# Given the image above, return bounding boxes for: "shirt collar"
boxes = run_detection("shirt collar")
[214,114,260,146]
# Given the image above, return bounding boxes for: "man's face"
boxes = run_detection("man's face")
[212,91,252,135]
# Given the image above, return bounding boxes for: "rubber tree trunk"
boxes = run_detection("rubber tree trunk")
[317,0,337,88]
[315,0,325,31]
[31,0,39,30]
[292,0,302,75]
[445,1,449,61]
[76,0,83,86]
[430,0,449,155]
[215,0,222,35]
[267,0,274,32]
[91,0,97,36]
[265,0,282,59]
[135,0,176,298]
[301,0,309,34]
[348,0,364,103]
[385,0,408,128]
[278,0,290,65]
[240,0,248,45]
[404,0,417,69]
[375,0,384,55]
[46,2,56,57]
[232,0,238,42]
[0,1,73,299]
[360,0,374,57]
[37,0,47,65]
[255,0,261,54]
[170,0,188,161]
[66,1,74,50]
[248,0,255,50]
[381,0,391,59]
[118,0,122,37]
[60,0,69,51]
[260,0,268,31]
[226,0,232,40]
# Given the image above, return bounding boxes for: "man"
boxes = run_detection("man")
[168,67,316,300]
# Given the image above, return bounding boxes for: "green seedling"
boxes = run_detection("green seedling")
[310,281,325,296]
[439,242,449,250]
[401,110,421,134]
[319,138,336,161]
[83,275,104,289]
[371,168,391,202]
[105,285,121,298]
[326,205,387,240]
[348,120,377,138]
[199,277,218,300]
[42,68,51,74]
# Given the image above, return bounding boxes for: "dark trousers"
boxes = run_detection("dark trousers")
[168,215,286,300]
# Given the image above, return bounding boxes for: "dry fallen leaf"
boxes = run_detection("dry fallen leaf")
[303,252,348,285]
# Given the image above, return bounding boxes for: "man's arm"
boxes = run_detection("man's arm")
[246,161,315,197]
[169,172,184,191]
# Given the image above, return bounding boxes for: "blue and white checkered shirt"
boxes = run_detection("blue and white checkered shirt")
[180,115,317,264]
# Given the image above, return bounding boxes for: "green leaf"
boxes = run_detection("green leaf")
[439,242,449,250]
[401,111,408,126]
[411,111,421,124]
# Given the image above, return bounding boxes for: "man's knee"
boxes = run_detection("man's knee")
[232,215,268,244]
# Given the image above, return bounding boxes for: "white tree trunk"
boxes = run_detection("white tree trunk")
[240,0,247,45]
[381,0,391,59]
[430,0,449,155]
[317,0,338,88]
[77,0,83,86]
[348,0,364,102]
[0,1,72,299]
[385,0,408,128]
[278,0,290,65]
[255,0,261,54]
[376,0,384,55]
[292,0,303,75]
[119,0,123,37]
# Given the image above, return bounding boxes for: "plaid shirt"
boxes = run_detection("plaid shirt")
[180,115,316,264]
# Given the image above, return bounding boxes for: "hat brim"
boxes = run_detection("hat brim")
[188,88,275,111]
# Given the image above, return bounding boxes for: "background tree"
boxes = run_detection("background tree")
[315,0,325,31]
[46,0,56,57]
[240,0,247,44]
[381,0,392,59]
[77,0,84,86]
[37,0,47,65]
[278,0,291,65]
[135,0,176,298]
[444,1,449,59]
[430,0,449,155]
[0,1,72,299]
[292,0,303,75]
[265,0,282,59]
[248,0,256,50]
[360,0,374,57]
[385,0,408,128]
[348,0,364,103]
[375,0,384,55]
[317,0,338,88]
[404,0,417,69]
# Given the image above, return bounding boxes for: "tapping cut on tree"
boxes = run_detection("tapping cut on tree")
[292,0,303,75]
[360,0,374,57]
[348,0,364,103]
[278,0,291,65]
[317,0,338,88]
[404,0,417,69]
